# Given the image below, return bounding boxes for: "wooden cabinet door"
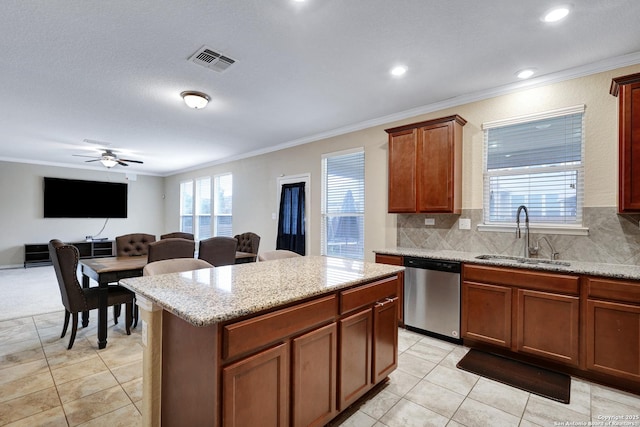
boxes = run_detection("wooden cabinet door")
[516,289,579,366]
[461,281,512,348]
[586,299,640,381]
[338,308,373,410]
[388,128,417,213]
[417,122,453,213]
[373,297,398,384]
[618,81,640,212]
[222,342,289,427]
[292,323,338,427]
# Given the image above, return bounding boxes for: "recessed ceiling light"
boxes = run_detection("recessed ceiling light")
[516,69,535,79]
[543,6,570,23]
[390,65,408,77]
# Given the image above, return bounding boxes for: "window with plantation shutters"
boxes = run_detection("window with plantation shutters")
[214,173,233,237]
[321,148,365,260]
[482,105,585,229]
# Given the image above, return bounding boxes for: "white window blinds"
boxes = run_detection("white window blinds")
[321,148,365,260]
[482,105,585,226]
[214,173,233,237]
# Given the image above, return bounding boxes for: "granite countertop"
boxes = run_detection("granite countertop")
[119,255,404,327]
[375,248,640,281]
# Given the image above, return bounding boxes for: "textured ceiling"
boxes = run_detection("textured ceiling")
[1,1,640,176]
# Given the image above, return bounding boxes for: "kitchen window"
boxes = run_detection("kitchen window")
[480,105,586,234]
[321,148,365,260]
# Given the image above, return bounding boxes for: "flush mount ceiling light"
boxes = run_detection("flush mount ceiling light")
[181,91,210,109]
[542,6,570,23]
[516,69,536,79]
[390,65,408,77]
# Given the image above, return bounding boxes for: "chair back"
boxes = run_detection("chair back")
[147,238,195,263]
[234,232,261,254]
[258,250,302,262]
[116,233,156,257]
[143,258,213,276]
[49,239,88,312]
[160,232,195,240]
[198,237,237,267]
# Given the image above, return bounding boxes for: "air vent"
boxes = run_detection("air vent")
[189,46,236,73]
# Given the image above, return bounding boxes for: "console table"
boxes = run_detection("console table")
[24,240,115,267]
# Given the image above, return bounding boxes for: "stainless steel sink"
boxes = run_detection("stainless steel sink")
[475,254,570,267]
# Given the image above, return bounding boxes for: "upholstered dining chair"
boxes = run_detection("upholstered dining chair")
[234,232,260,255]
[258,250,302,261]
[160,232,195,240]
[115,233,156,257]
[49,239,135,349]
[146,238,195,263]
[143,258,213,276]
[198,236,237,267]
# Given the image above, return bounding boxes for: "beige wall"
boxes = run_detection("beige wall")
[0,162,165,267]
[164,64,640,262]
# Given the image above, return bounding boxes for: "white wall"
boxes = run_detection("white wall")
[163,64,640,262]
[0,162,165,267]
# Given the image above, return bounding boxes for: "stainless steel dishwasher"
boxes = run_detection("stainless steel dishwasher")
[403,256,462,343]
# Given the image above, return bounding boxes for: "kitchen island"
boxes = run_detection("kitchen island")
[120,256,404,427]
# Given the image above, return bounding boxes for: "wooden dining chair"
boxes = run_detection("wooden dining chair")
[49,239,135,349]
[198,237,237,267]
[160,232,195,240]
[147,238,195,263]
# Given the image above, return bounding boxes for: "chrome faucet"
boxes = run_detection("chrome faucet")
[532,236,560,260]
[515,205,530,258]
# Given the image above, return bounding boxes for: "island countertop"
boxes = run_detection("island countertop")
[119,255,404,327]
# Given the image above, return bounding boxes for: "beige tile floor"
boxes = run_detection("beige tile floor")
[2,311,640,427]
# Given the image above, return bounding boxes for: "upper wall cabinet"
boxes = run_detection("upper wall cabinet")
[385,115,466,214]
[611,73,640,213]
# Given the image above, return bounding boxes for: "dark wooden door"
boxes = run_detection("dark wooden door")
[461,281,512,348]
[418,122,453,212]
[222,342,290,427]
[373,297,398,384]
[338,308,373,410]
[387,128,417,213]
[292,323,338,427]
[586,299,640,381]
[516,289,579,366]
[618,81,640,212]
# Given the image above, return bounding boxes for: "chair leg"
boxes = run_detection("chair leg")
[113,304,121,324]
[67,312,78,350]
[125,303,132,335]
[61,310,70,338]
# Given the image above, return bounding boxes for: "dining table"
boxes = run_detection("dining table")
[79,251,259,348]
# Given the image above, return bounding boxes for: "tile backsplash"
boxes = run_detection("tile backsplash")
[397,207,640,265]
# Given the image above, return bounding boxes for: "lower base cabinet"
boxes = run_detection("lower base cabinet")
[222,343,290,427]
[339,309,373,410]
[292,323,338,427]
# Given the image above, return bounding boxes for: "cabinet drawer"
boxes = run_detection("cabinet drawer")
[223,295,337,360]
[340,276,398,314]
[464,264,579,295]
[587,277,640,303]
[375,254,403,266]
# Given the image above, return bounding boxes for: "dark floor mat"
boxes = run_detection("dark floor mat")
[456,349,571,404]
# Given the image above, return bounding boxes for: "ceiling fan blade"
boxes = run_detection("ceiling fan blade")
[119,158,144,164]
[85,159,101,163]
[73,154,100,159]
[117,160,129,166]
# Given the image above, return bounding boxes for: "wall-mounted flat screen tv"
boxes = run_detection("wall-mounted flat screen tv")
[43,177,128,218]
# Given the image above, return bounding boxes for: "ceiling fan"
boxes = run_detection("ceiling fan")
[73,149,144,168]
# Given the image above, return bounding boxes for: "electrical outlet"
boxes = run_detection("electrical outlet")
[424,218,435,226]
[458,218,471,230]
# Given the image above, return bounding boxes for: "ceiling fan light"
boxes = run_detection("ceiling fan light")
[181,91,210,109]
[100,158,118,168]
